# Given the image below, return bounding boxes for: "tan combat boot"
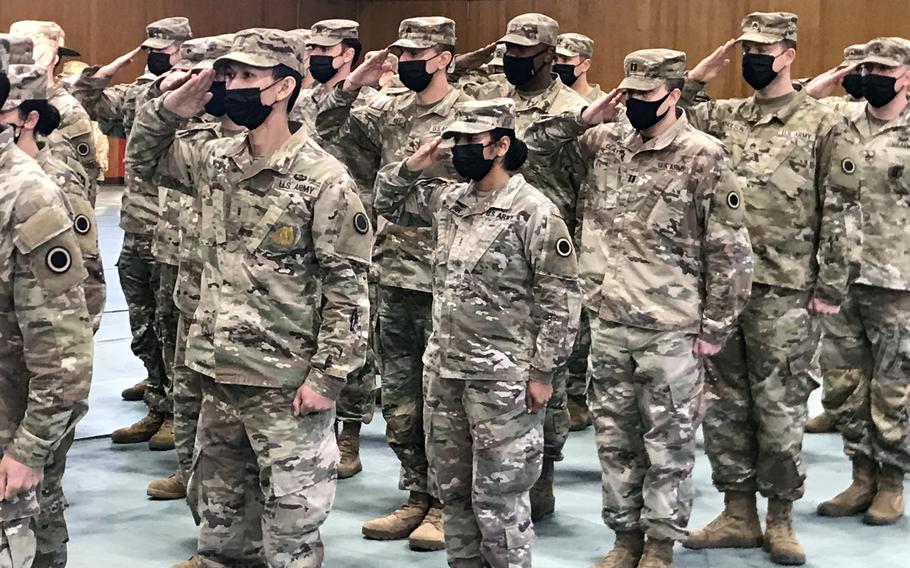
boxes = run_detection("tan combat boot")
[531,457,556,522]
[408,503,445,551]
[362,491,431,540]
[337,421,363,479]
[817,455,877,517]
[170,556,202,568]
[111,411,163,444]
[149,418,176,450]
[638,537,674,568]
[568,394,593,432]
[804,411,837,434]
[587,530,644,568]
[147,473,187,500]
[863,464,905,526]
[121,378,148,401]
[764,499,805,565]
[684,491,763,550]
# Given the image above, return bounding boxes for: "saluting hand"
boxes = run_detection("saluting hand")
[344,49,392,92]
[806,65,856,99]
[689,39,737,84]
[406,137,446,172]
[160,70,192,93]
[163,69,214,119]
[454,42,498,71]
[582,89,625,126]
[95,46,143,80]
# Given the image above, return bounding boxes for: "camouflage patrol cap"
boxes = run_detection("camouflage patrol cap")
[141,17,192,50]
[736,12,798,44]
[499,13,559,47]
[442,98,516,138]
[556,33,594,59]
[618,48,686,91]
[489,43,506,67]
[195,34,234,71]
[0,36,8,74]
[366,50,399,73]
[215,28,303,74]
[307,20,359,47]
[389,17,456,51]
[0,34,33,65]
[839,43,866,68]
[288,29,311,61]
[861,37,910,67]
[9,20,79,56]
[2,64,47,112]
[174,38,209,71]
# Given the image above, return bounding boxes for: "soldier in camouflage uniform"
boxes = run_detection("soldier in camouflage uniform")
[126,28,371,568]
[528,48,754,568]
[73,16,192,448]
[678,13,858,566]
[315,16,471,550]
[813,37,910,527]
[374,97,581,568]
[0,39,93,568]
[555,33,603,102]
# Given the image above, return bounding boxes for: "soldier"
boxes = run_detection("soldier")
[289,29,313,90]
[0,39,93,568]
[8,21,101,205]
[555,33,603,101]
[374,97,581,568]
[678,12,857,566]
[812,37,910,527]
[72,16,192,448]
[528,48,753,568]
[126,28,371,568]
[58,61,110,183]
[314,16,471,550]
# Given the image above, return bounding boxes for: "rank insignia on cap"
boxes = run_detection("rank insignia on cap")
[353,212,369,235]
[272,226,297,247]
[74,215,91,235]
[46,246,72,273]
[727,191,741,209]
[842,158,856,174]
[555,237,573,257]
[630,62,638,71]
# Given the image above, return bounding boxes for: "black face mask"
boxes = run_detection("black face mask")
[862,74,899,108]
[0,73,9,109]
[842,74,864,99]
[503,48,548,87]
[224,81,280,130]
[742,52,778,90]
[625,92,671,131]
[452,142,495,181]
[205,81,227,117]
[552,63,578,87]
[309,55,338,84]
[398,54,443,93]
[147,51,173,76]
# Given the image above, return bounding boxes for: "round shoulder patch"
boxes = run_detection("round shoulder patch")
[46,247,72,274]
[555,237,573,258]
[74,214,91,235]
[726,191,741,209]
[76,142,90,157]
[353,212,369,235]
[841,158,856,175]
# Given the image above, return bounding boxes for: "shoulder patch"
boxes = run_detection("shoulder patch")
[46,246,73,273]
[841,158,856,175]
[353,212,369,235]
[726,191,741,209]
[76,142,91,157]
[74,214,92,235]
[555,237,573,257]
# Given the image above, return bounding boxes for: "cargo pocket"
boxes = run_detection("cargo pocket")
[785,320,822,405]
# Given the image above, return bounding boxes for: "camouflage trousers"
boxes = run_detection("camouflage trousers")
[424,373,544,568]
[565,310,592,398]
[0,518,35,568]
[376,285,433,494]
[194,378,338,568]
[117,232,166,415]
[31,432,75,568]
[820,285,910,473]
[588,317,702,542]
[703,285,821,502]
[152,262,179,416]
[174,313,206,517]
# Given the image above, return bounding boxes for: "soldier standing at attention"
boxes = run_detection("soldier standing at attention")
[554,33,603,102]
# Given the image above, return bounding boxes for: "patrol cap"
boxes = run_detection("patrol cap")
[442,98,516,138]
[141,17,192,50]
[0,34,34,65]
[307,19,359,47]
[366,50,398,73]
[389,17,456,51]
[489,43,506,67]
[861,37,910,67]
[556,33,594,59]
[499,13,559,47]
[0,36,8,73]
[9,20,80,57]
[736,12,798,45]
[174,37,208,71]
[618,48,686,91]
[195,34,234,71]
[288,29,311,61]
[2,64,47,112]
[839,43,866,68]
[215,28,303,74]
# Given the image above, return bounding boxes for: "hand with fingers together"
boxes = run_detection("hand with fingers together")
[406,137,446,172]
[344,49,393,92]
[806,65,856,99]
[582,88,626,126]
[455,42,498,71]
[95,46,144,80]
[690,39,737,84]
[163,69,215,119]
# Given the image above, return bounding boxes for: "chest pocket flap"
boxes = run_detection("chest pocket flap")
[245,194,294,253]
[453,215,509,272]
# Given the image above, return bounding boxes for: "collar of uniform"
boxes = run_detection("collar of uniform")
[514,77,563,112]
[743,86,807,125]
[227,126,311,180]
[861,100,910,136]
[452,173,524,216]
[414,86,462,119]
[623,108,689,154]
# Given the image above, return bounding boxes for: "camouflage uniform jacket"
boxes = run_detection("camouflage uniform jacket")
[375,166,581,384]
[818,93,863,116]
[47,83,101,204]
[527,110,753,343]
[0,127,93,521]
[316,85,472,293]
[681,81,857,304]
[583,83,604,103]
[126,98,371,400]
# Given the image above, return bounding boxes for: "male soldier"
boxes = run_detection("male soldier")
[315,16,470,550]
[453,12,589,521]
[555,33,603,101]
[73,16,192,448]
[0,39,93,568]
[812,37,910,527]
[678,12,856,566]
[528,48,752,568]
[126,28,371,568]
[8,21,101,205]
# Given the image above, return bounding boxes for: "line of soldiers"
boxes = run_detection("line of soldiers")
[0,6,907,568]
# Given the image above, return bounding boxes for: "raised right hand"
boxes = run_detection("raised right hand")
[95,46,143,80]
[344,49,392,92]
[806,65,855,99]
[163,69,214,119]
[689,39,737,84]
[454,42,498,71]
[582,89,625,126]
[406,137,445,172]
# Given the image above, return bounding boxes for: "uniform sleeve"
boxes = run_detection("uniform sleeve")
[51,107,101,182]
[7,196,93,469]
[314,86,383,160]
[304,173,373,401]
[373,160,449,223]
[679,77,723,136]
[699,152,754,345]
[71,68,132,139]
[526,209,582,384]
[125,96,197,196]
